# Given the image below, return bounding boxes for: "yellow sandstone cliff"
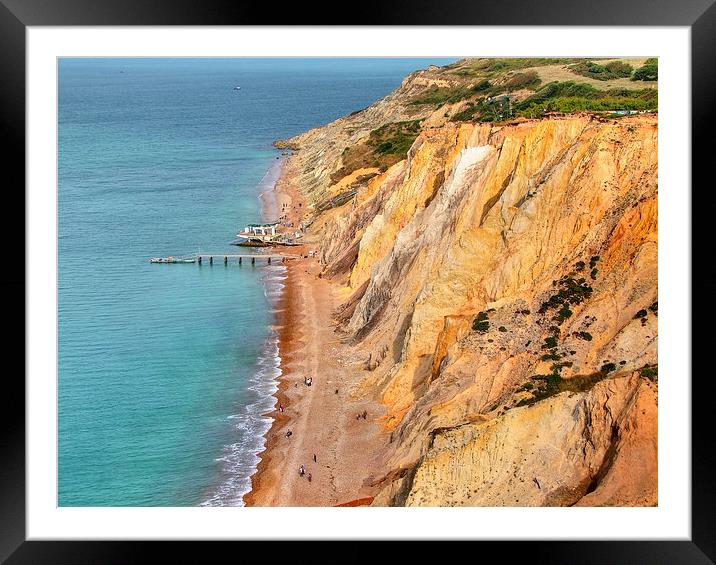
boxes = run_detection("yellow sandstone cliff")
[278,62,658,507]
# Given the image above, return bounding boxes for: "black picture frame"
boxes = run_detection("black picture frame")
[4,1,711,562]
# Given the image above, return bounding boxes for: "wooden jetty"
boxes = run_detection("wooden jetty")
[149,253,298,265]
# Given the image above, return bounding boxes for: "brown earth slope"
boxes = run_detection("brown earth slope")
[260,59,657,507]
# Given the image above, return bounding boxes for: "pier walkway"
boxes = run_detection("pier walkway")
[149,253,300,265]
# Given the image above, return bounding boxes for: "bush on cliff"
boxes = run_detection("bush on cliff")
[640,365,658,381]
[570,60,633,81]
[472,311,490,333]
[331,120,423,183]
[515,81,657,115]
[632,58,658,81]
[409,86,480,106]
[504,70,542,90]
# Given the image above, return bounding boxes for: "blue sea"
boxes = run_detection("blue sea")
[58,57,456,506]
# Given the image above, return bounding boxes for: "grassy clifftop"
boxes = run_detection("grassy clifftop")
[326,58,657,190]
[277,57,658,217]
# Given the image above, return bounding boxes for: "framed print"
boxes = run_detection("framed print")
[6,0,713,561]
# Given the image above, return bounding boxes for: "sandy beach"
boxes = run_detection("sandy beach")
[244,156,386,507]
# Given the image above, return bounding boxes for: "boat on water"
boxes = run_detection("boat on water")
[233,85,241,90]
[149,255,196,264]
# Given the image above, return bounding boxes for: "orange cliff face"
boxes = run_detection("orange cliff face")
[286,113,658,507]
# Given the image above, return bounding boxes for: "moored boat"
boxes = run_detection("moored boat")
[149,255,196,264]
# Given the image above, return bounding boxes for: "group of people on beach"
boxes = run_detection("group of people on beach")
[281,374,321,485]
[356,409,368,420]
[298,452,318,483]
[281,374,314,440]
[298,464,312,483]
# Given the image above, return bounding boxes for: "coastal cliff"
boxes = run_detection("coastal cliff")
[268,59,657,507]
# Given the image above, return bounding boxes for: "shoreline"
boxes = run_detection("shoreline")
[241,154,296,506]
[243,152,308,506]
[257,156,288,225]
[243,153,385,506]
[200,157,289,507]
[241,255,297,506]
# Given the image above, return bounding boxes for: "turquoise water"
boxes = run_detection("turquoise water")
[58,57,456,506]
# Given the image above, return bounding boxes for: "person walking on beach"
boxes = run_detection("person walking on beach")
[279,403,284,413]
[286,429,292,438]
[313,453,317,463]
[307,473,312,483]
[299,465,305,477]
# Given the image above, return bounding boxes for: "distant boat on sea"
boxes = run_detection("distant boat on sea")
[233,85,241,91]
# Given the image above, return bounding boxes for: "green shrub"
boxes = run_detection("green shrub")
[634,309,648,319]
[539,273,593,315]
[498,326,508,332]
[590,268,598,280]
[504,70,541,90]
[543,336,558,349]
[600,362,617,374]
[367,121,422,159]
[519,363,618,407]
[540,352,560,361]
[410,86,478,106]
[649,301,658,313]
[640,365,658,381]
[605,61,634,77]
[570,60,633,81]
[334,120,423,182]
[515,81,657,116]
[632,59,658,81]
[473,320,489,333]
[472,311,490,333]
[554,305,573,323]
[452,104,483,122]
[576,331,593,341]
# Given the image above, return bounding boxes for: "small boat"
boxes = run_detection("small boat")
[149,255,196,264]
[233,85,241,91]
